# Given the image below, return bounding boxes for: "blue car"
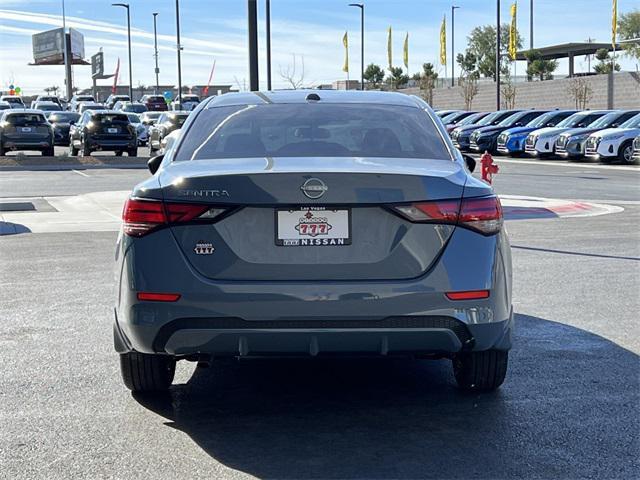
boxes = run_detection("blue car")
[496,110,577,156]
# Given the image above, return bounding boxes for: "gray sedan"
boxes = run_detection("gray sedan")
[114,90,513,393]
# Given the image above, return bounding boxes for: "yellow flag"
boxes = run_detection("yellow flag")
[342,31,349,73]
[403,32,409,69]
[387,26,393,69]
[509,3,517,60]
[612,0,617,48]
[439,16,446,66]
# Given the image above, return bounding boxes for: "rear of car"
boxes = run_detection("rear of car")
[1,96,25,109]
[34,101,62,113]
[148,112,189,153]
[81,111,137,156]
[141,95,168,111]
[78,102,105,114]
[70,95,96,111]
[0,110,54,155]
[126,113,148,145]
[106,95,131,109]
[172,95,200,111]
[115,91,513,394]
[48,112,80,146]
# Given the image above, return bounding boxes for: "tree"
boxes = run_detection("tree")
[618,9,640,61]
[413,63,438,104]
[363,63,385,89]
[279,54,306,89]
[459,75,479,110]
[386,66,409,90]
[501,72,517,108]
[460,23,523,79]
[593,48,621,74]
[525,50,558,81]
[566,77,593,109]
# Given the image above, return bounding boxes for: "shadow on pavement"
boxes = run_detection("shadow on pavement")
[134,314,639,479]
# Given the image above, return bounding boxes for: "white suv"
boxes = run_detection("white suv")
[585,113,640,164]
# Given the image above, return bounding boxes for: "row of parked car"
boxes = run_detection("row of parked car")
[437,108,640,164]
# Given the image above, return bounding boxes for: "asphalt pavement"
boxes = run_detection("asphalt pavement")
[0,159,638,479]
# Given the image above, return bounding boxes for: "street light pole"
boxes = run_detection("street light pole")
[349,3,364,90]
[112,3,133,100]
[248,0,259,91]
[530,0,534,50]
[496,0,501,110]
[152,12,160,94]
[175,0,183,105]
[266,0,272,90]
[61,0,72,101]
[451,5,459,87]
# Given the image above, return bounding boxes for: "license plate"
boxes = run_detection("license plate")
[276,207,351,246]
[21,127,32,133]
[108,127,118,133]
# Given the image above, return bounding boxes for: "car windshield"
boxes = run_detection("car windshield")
[5,113,46,126]
[528,112,559,128]
[476,111,504,126]
[498,112,527,127]
[557,112,604,128]
[620,113,640,129]
[77,96,94,102]
[145,96,164,102]
[176,103,451,161]
[457,113,486,126]
[587,112,621,129]
[48,112,80,123]
[127,113,140,123]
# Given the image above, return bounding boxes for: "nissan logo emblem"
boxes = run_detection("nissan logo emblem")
[300,178,328,199]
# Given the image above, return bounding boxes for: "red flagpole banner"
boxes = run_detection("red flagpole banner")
[203,59,216,96]
[112,58,120,94]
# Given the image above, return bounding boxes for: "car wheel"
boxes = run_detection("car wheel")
[0,142,5,156]
[115,151,123,157]
[127,147,138,157]
[453,349,508,391]
[120,352,176,392]
[70,144,79,156]
[80,141,91,157]
[43,146,55,156]
[618,141,634,164]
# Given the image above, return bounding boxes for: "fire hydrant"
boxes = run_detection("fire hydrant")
[480,151,499,185]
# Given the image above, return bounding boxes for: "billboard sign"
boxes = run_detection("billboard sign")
[32,28,64,63]
[69,27,84,60]
[91,52,104,78]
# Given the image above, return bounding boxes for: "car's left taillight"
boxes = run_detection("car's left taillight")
[122,198,224,237]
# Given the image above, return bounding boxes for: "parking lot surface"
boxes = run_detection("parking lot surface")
[1,159,639,479]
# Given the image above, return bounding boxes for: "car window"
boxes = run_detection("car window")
[95,114,129,125]
[5,113,47,126]
[176,104,452,161]
[620,113,640,129]
[587,112,626,129]
[127,113,140,123]
[49,113,80,123]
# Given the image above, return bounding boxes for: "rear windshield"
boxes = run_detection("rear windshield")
[5,113,47,126]
[4,97,23,104]
[145,96,164,102]
[94,114,129,124]
[77,96,94,101]
[49,112,80,123]
[124,104,147,113]
[176,104,451,161]
[36,104,62,111]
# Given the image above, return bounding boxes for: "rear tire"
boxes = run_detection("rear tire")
[70,144,78,156]
[115,150,123,157]
[43,146,54,156]
[453,349,508,391]
[120,352,176,393]
[0,142,5,156]
[80,141,91,157]
[127,147,138,157]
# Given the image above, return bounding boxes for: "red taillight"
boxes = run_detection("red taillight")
[137,292,181,302]
[122,198,221,237]
[446,290,490,301]
[391,196,502,235]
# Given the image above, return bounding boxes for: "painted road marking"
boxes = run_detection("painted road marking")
[492,158,640,172]
[71,169,90,177]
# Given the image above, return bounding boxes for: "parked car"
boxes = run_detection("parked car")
[47,111,80,146]
[469,110,549,154]
[451,110,522,151]
[69,110,137,157]
[0,101,12,111]
[125,113,148,146]
[114,101,147,114]
[555,110,640,160]
[148,111,189,154]
[116,90,512,393]
[445,112,490,134]
[33,101,63,113]
[171,94,200,111]
[140,94,168,111]
[78,102,106,114]
[0,110,54,156]
[524,110,610,158]
[105,94,131,109]
[496,110,577,156]
[69,94,96,111]
[435,109,460,119]
[441,111,478,129]
[632,135,640,163]
[584,113,640,164]
[0,96,25,109]
[30,95,62,109]
[139,111,163,127]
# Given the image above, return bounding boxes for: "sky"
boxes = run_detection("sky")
[0,0,638,95]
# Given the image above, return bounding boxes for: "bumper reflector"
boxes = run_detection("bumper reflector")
[137,292,181,302]
[446,290,490,301]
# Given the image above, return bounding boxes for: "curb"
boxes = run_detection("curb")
[0,156,149,171]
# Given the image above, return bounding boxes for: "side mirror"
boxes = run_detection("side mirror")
[515,122,523,127]
[463,154,476,173]
[147,154,164,175]
[611,123,619,128]
[546,122,555,127]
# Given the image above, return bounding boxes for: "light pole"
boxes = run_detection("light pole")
[266,0,272,90]
[112,3,133,100]
[152,12,160,94]
[61,0,72,101]
[349,3,364,90]
[529,0,533,50]
[175,0,183,104]
[451,5,459,87]
[248,0,259,91]
[496,0,501,110]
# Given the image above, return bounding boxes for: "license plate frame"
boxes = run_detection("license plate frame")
[21,127,32,133]
[107,127,118,134]
[275,207,351,247]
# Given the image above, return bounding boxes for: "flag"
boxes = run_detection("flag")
[387,26,393,69]
[612,0,617,49]
[403,32,409,70]
[342,31,349,73]
[203,59,216,96]
[439,16,446,66]
[112,57,120,94]
[509,3,517,61]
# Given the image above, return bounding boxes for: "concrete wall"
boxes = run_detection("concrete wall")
[402,72,640,111]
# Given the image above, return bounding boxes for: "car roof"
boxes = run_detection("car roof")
[87,109,128,115]
[35,101,59,105]
[205,89,424,109]
[3,109,46,115]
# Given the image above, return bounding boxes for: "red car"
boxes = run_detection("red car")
[140,95,168,112]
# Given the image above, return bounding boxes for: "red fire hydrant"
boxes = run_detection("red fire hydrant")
[480,151,499,185]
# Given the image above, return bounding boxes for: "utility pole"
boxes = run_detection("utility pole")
[496,0,501,110]
[451,5,460,87]
[175,0,183,105]
[112,3,133,100]
[61,0,72,101]
[266,0,272,90]
[529,0,533,50]
[349,4,364,90]
[248,0,259,91]
[153,12,160,94]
